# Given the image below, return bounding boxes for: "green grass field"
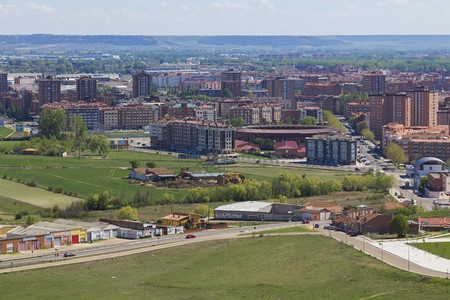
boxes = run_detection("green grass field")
[409,209,450,219]
[0,126,13,138]
[257,226,313,234]
[228,165,353,181]
[412,241,450,259]
[0,236,448,299]
[0,179,80,209]
[0,150,221,203]
[103,131,148,138]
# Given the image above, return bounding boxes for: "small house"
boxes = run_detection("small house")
[130,168,176,182]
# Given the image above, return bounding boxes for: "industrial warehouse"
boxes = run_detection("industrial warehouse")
[214,201,312,222]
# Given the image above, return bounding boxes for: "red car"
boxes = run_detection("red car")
[185,234,196,239]
[302,220,310,224]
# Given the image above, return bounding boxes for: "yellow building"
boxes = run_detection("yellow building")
[161,212,203,228]
[70,229,87,244]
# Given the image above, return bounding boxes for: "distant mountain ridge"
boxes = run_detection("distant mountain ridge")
[1,34,450,50]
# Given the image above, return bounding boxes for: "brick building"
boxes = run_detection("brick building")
[306,135,357,165]
[362,71,385,95]
[407,86,439,127]
[221,70,241,98]
[0,72,7,94]
[382,123,450,162]
[267,78,295,100]
[132,71,152,98]
[344,101,370,119]
[168,103,196,119]
[303,82,341,96]
[38,77,61,105]
[76,76,97,102]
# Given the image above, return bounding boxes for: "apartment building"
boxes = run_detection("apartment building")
[407,86,439,127]
[117,104,159,130]
[0,73,7,94]
[132,71,152,98]
[150,119,235,154]
[300,106,323,123]
[362,71,385,95]
[344,101,370,119]
[76,76,97,102]
[382,123,450,162]
[168,103,196,119]
[267,78,295,100]
[221,70,241,98]
[195,105,217,122]
[38,77,61,104]
[306,135,357,165]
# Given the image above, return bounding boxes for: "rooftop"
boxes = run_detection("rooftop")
[214,201,273,213]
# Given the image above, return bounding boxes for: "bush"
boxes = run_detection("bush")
[26,178,38,187]
[15,212,23,219]
[54,187,64,193]
[47,186,54,191]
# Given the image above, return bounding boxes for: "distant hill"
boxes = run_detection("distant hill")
[1,34,450,50]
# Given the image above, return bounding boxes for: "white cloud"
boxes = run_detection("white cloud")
[377,0,409,6]
[209,2,251,10]
[0,4,18,13]
[26,2,57,14]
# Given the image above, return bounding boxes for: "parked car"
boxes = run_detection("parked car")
[314,224,320,228]
[185,234,196,239]
[323,225,330,230]
[64,252,76,257]
[350,232,358,237]
[302,220,310,224]
[355,167,360,171]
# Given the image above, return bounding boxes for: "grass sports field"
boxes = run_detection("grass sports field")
[412,241,450,259]
[0,236,448,299]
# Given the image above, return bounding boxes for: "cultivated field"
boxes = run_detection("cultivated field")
[0,236,448,299]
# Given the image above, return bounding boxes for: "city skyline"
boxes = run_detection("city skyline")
[1,0,450,36]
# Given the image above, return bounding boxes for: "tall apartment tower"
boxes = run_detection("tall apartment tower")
[0,73,7,93]
[369,95,385,138]
[221,70,241,98]
[362,71,386,95]
[369,92,411,138]
[38,77,61,105]
[407,86,439,126]
[384,92,411,126]
[267,78,295,99]
[132,71,151,98]
[76,76,97,102]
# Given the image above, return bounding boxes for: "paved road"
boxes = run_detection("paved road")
[324,230,450,279]
[0,222,302,273]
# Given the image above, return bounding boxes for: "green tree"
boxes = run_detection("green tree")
[361,128,375,140]
[162,193,175,204]
[146,161,157,168]
[129,159,140,169]
[231,117,245,127]
[384,143,407,165]
[38,109,66,139]
[390,214,409,237]
[117,205,138,220]
[26,215,37,225]
[300,116,317,125]
[323,110,345,133]
[223,88,233,99]
[194,204,212,217]
[70,115,88,158]
[88,134,110,156]
[356,121,368,134]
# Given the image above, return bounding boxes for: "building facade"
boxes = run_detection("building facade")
[76,76,97,102]
[362,71,386,95]
[221,70,241,98]
[132,71,152,98]
[38,77,61,104]
[407,86,439,127]
[267,78,295,100]
[306,135,357,165]
[0,72,7,94]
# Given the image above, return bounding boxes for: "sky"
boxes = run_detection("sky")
[0,0,449,35]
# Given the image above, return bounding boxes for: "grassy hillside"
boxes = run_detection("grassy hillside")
[0,236,448,299]
[0,127,13,138]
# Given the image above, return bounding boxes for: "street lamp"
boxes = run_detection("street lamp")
[407,239,410,271]
[379,242,384,262]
